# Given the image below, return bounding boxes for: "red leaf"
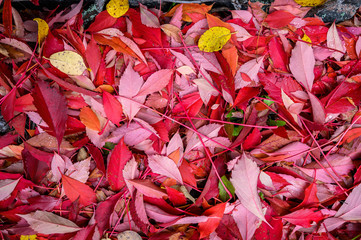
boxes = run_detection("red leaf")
[86,144,106,175]
[265,11,295,29]
[62,174,96,206]
[1,89,16,123]
[292,182,319,211]
[166,187,187,206]
[281,208,323,228]
[106,138,132,191]
[268,37,288,72]
[243,128,261,150]
[32,81,68,148]
[103,91,123,126]
[95,192,122,233]
[2,0,12,37]
[87,11,117,32]
[85,36,102,76]
[198,203,226,239]
[234,87,260,110]
[43,31,64,58]
[179,160,197,188]
[22,143,52,183]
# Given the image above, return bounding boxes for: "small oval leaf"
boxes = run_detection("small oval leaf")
[49,51,87,76]
[198,27,231,52]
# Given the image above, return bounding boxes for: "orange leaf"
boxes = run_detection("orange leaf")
[222,46,238,76]
[206,13,237,47]
[93,34,139,61]
[198,203,226,239]
[164,3,212,22]
[79,107,101,131]
[340,128,361,145]
[62,174,96,206]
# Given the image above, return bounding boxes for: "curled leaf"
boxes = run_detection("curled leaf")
[33,18,49,44]
[106,0,129,18]
[198,27,231,52]
[49,51,87,75]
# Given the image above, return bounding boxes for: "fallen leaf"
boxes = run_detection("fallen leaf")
[49,51,87,76]
[32,81,67,148]
[230,153,267,222]
[0,178,21,201]
[18,211,81,234]
[62,174,97,206]
[33,18,49,44]
[147,155,183,184]
[198,27,232,52]
[79,107,101,132]
[106,0,129,18]
[289,41,315,91]
[107,138,132,191]
[137,69,173,96]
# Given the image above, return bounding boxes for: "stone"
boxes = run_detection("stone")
[305,0,360,23]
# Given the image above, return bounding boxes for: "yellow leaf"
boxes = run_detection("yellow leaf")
[20,235,37,240]
[33,18,49,44]
[79,107,101,132]
[302,32,312,44]
[294,0,327,7]
[106,0,129,18]
[198,27,231,52]
[49,51,87,75]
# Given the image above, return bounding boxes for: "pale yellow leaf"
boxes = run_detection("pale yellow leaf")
[49,51,87,75]
[33,18,49,44]
[198,27,231,52]
[106,0,129,18]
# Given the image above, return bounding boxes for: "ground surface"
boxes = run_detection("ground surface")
[0,1,361,240]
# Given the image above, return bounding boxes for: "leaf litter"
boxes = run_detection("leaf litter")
[0,0,361,239]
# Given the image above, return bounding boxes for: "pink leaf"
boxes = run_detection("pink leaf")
[140,4,160,28]
[118,64,145,120]
[289,41,315,91]
[235,56,265,90]
[230,153,266,222]
[17,210,81,234]
[147,155,183,184]
[123,157,140,194]
[137,69,174,96]
[327,22,345,61]
[334,183,361,220]
[308,91,325,124]
[127,179,167,199]
[106,138,132,191]
[232,203,260,240]
[0,178,20,201]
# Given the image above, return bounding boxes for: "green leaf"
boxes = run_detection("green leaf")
[268,119,286,126]
[218,175,235,202]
